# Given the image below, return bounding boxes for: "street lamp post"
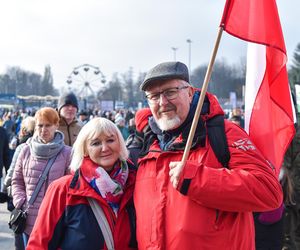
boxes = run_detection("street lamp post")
[186,39,192,73]
[171,47,178,61]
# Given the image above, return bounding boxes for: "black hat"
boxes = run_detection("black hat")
[57,92,78,112]
[140,61,189,91]
[79,110,88,116]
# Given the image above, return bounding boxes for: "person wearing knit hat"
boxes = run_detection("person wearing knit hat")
[57,92,79,113]
[57,92,82,146]
[115,116,129,141]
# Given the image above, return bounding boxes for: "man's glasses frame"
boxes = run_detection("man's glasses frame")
[145,86,189,104]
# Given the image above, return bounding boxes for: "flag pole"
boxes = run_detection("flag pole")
[181,26,224,165]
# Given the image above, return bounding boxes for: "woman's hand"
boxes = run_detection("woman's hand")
[169,161,185,189]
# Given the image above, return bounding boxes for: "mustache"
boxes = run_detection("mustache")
[158,103,176,114]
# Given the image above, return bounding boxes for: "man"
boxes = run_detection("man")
[126,108,152,166]
[282,125,300,250]
[57,92,82,146]
[2,113,14,140]
[0,126,11,193]
[78,110,89,125]
[229,115,243,127]
[134,61,283,249]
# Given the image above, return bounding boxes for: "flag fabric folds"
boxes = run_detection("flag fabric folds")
[220,0,295,174]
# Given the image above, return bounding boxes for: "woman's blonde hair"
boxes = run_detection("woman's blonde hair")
[70,117,129,172]
[21,116,35,134]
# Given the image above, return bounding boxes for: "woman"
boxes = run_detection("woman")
[27,117,137,250]
[11,107,72,247]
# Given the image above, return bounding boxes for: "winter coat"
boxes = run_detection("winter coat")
[118,126,130,140]
[58,117,82,146]
[3,133,33,193]
[4,143,26,195]
[12,143,71,235]
[283,126,300,202]
[134,90,283,250]
[0,127,11,177]
[3,118,14,139]
[126,131,144,167]
[27,161,137,250]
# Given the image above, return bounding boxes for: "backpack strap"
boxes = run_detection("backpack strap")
[27,149,62,208]
[206,115,230,168]
[87,198,115,250]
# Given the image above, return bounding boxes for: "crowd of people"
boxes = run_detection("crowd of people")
[0,61,298,250]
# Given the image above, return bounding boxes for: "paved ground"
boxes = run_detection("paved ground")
[0,202,14,250]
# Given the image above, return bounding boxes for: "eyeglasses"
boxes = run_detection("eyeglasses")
[145,86,189,104]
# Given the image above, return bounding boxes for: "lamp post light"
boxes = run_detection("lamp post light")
[171,47,178,61]
[186,39,192,73]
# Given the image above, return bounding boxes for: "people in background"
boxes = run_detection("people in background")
[4,116,36,196]
[57,92,82,146]
[2,113,15,140]
[282,125,300,250]
[128,118,136,135]
[229,115,243,127]
[126,108,152,166]
[78,110,90,125]
[115,116,129,140]
[231,108,244,128]
[0,126,11,191]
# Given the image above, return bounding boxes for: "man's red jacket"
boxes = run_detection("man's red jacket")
[134,91,282,250]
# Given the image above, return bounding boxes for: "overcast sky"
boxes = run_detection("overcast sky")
[0,0,299,93]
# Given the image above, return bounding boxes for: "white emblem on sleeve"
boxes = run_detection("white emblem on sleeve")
[232,138,256,151]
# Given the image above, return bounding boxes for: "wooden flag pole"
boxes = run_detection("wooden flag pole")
[181,26,224,165]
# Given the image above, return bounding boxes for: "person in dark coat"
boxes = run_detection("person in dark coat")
[282,125,300,249]
[0,126,11,191]
[126,108,152,166]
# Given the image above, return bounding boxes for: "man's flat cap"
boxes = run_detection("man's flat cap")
[140,61,189,91]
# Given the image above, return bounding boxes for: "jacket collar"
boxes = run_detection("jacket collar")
[148,90,207,150]
[68,163,136,211]
[59,116,79,127]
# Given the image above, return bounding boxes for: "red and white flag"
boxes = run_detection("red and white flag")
[220,0,296,174]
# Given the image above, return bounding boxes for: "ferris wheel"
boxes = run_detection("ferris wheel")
[66,64,106,100]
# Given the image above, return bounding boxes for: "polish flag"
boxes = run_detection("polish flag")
[220,0,296,174]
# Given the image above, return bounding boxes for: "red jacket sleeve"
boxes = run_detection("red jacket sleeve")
[27,177,68,250]
[178,122,283,212]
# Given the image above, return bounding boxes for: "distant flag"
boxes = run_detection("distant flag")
[220,0,296,174]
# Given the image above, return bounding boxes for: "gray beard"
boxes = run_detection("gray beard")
[156,116,181,131]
